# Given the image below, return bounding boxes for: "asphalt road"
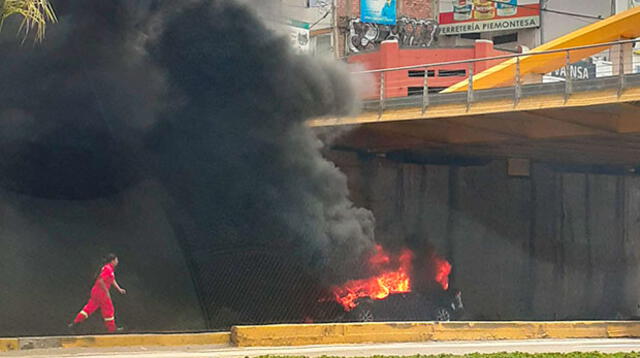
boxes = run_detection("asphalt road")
[3,339,640,358]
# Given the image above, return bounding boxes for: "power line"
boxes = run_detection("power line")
[309,8,331,29]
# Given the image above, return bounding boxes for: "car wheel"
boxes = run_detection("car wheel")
[354,304,375,322]
[434,307,451,322]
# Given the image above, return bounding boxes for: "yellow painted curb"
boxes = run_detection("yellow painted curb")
[231,321,640,347]
[6,322,640,350]
[0,338,19,352]
[60,332,230,349]
[5,332,230,351]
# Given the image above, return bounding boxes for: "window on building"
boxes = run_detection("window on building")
[408,87,447,96]
[408,70,436,78]
[314,34,333,58]
[438,69,467,77]
[493,33,518,45]
[460,33,481,40]
[408,87,423,96]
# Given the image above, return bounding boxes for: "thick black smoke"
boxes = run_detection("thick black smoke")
[147,1,375,283]
[0,0,166,199]
[0,0,375,329]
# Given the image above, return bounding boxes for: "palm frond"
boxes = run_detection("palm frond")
[0,0,57,42]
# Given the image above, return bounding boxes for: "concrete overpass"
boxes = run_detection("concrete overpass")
[311,51,640,166]
[310,68,640,166]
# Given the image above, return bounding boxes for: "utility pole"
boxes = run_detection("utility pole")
[611,0,616,15]
[332,0,340,58]
[539,0,544,45]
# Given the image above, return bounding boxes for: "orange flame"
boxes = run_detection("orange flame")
[331,244,453,311]
[434,256,452,290]
[331,245,412,311]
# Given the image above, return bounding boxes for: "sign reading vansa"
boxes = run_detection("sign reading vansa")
[549,61,596,80]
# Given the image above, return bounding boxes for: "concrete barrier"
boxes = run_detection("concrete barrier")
[1,332,229,352]
[0,338,19,352]
[231,321,640,347]
[59,332,230,349]
[5,321,640,351]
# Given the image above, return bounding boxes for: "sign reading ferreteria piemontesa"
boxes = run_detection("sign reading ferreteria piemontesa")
[439,0,541,35]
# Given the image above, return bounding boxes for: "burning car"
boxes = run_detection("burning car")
[325,244,462,323]
[349,289,464,322]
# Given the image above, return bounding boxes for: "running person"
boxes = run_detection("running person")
[69,254,126,332]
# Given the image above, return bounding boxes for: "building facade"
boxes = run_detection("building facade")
[259,0,336,57]
[270,0,639,76]
[337,0,438,58]
[350,39,511,98]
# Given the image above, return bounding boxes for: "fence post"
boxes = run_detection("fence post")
[514,56,521,107]
[422,67,429,114]
[564,50,572,103]
[467,63,474,110]
[618,43,626,97]
[379,72,385,119]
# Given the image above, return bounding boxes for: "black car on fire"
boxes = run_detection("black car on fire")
[348,288,464,322]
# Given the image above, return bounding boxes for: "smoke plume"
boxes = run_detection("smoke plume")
[0,0,375,329]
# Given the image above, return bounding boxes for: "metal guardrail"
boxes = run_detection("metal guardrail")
[355,38,640,115]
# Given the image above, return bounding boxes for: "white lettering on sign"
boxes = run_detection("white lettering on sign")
[439,16,539,35]
[551,66,592,80]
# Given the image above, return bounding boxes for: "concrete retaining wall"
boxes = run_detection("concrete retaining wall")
[0,181,207,336]
[328,153,640,321]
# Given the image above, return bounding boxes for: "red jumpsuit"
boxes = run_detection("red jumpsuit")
[73,263,117,332]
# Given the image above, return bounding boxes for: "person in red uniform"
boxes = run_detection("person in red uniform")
[69,254,126,332]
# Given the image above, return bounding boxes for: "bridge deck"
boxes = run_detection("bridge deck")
[310,74,640,166]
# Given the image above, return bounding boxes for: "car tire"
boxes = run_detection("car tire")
[433,306,452,322]
[353,303,375,322]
